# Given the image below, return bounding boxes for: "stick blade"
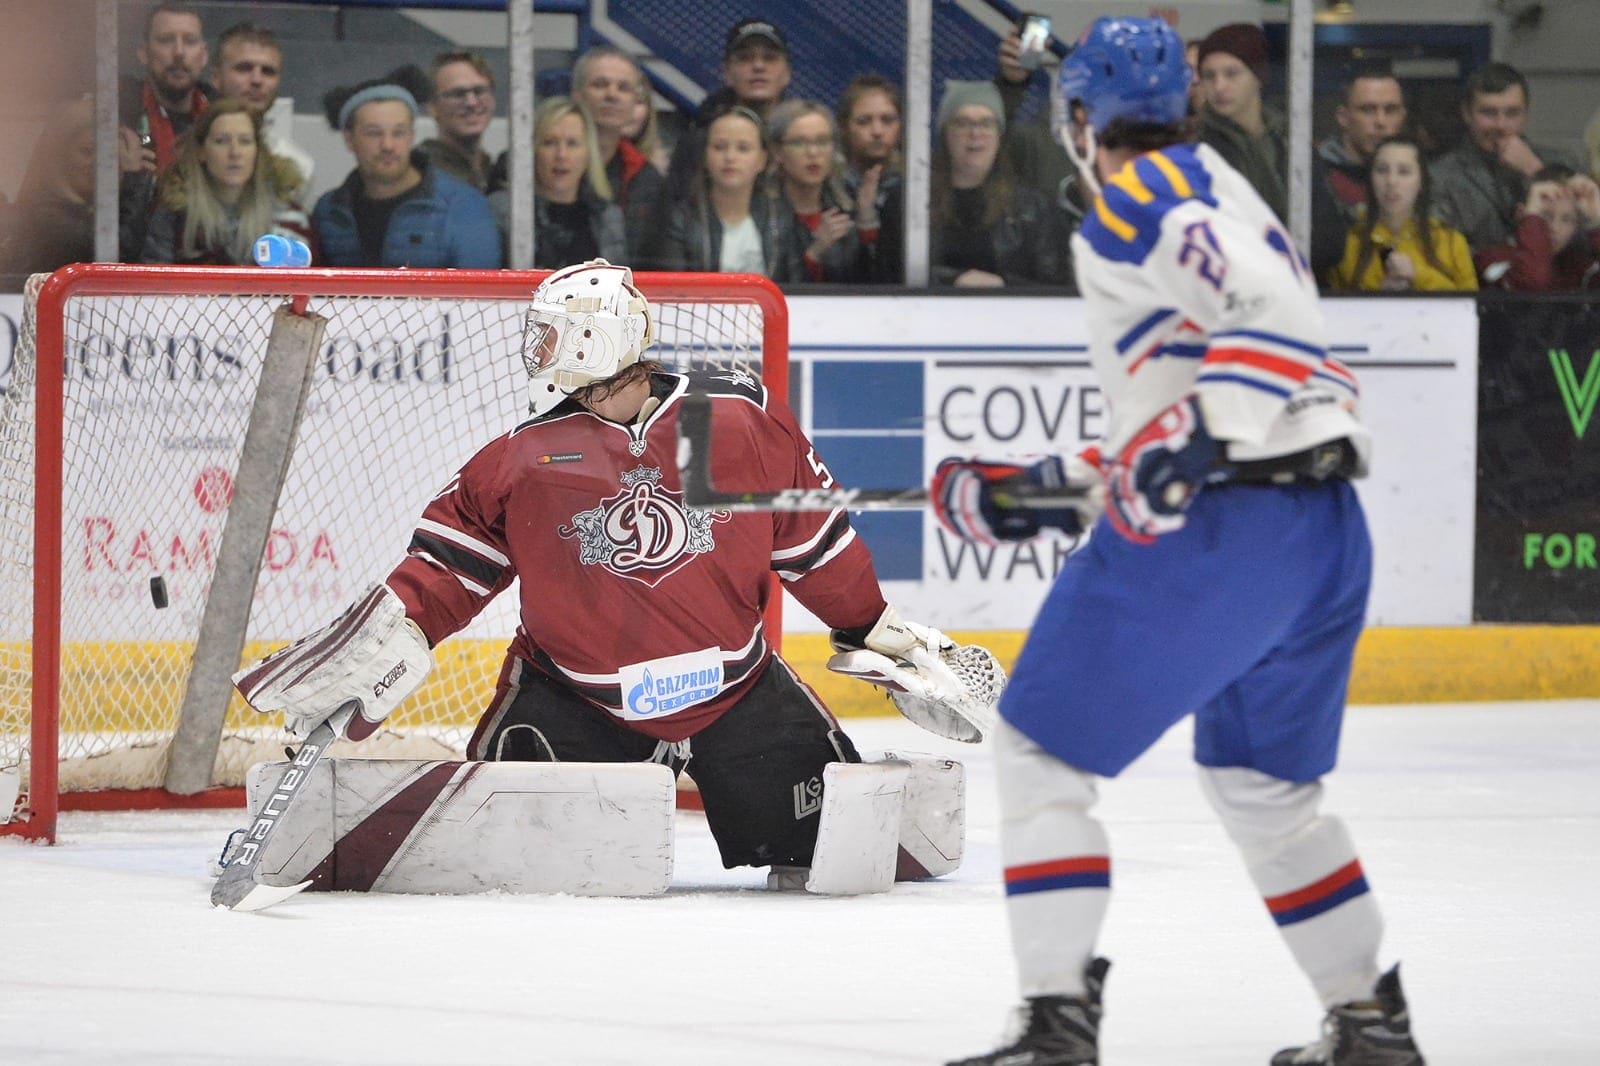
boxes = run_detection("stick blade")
[211,868,312,912]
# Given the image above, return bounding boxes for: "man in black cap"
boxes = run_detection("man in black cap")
[719,18,791,116]
[646,17,794,260]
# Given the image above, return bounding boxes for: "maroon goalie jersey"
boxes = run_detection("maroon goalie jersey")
[385,370,887,742]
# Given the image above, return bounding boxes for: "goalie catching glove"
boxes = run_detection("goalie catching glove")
[233,583,434,740]
[826,604,1004,743]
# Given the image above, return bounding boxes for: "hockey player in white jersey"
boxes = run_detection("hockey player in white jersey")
[936,17,1424,1066]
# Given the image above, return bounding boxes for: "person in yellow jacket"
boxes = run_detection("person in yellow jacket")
[1327,135,1478,291]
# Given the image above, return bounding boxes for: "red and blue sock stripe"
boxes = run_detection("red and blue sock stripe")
[1004,855,1111,896]
[1264,859,1370,926]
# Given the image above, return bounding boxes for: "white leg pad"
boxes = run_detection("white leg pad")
[867,750,966,879]
[0,765,19,824]
[804,761,910,895]
[242,759,675,896]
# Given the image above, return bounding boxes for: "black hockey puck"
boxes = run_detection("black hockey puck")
[150,575,169,609]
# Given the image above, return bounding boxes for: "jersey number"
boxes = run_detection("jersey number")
[805,447,836,488]
[1264,224,1312,286]
[1177,221,1226,291]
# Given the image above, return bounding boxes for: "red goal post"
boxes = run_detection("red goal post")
[1,264,788,843]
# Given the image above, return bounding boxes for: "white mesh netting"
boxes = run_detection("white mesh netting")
[0,270,774,821]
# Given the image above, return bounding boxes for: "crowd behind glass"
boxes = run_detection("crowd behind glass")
[2,3,1598,293]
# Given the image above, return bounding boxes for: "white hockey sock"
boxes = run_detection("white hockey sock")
[1201,767,1383,1008]
[997,721,1110,999]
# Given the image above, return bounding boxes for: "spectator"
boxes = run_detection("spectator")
[766,100,867,283]
[991,28,1082,290]
[1312,64,1406,279]
[0,96,151,272]
[992,26,1077,205]
[210,22,313,200]
[648,105,800,281]
[487,97,625,270]
[1327,135,1477,292]
[124,3,213,172]
[837,73,902,187]
[624,78,670,174]
[118,2,214,254]
[1195,23,1287,222]
[420,51,496,193]
[140,98,310,265]
[1431,62,1579,251]
[930,80,1068,288]
[570,45,664,258]
[1477,166,1600,290]
[661,18,792,207]
[836,73,905,283]
[312,83,499,269]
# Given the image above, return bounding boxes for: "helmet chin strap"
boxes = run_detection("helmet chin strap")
[1051,90,1103,201]
[1061,121,1102,201]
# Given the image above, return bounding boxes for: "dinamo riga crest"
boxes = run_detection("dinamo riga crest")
[558,466,728,587]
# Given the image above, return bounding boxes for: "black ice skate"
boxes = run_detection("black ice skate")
[946,957,1109,1066]
[1271,964,1425,1065]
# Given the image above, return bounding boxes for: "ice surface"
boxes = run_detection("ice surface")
[3,703,1597,1065]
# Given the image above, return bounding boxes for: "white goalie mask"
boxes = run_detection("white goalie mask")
[522,258,656,417]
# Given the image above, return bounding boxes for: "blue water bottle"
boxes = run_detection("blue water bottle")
[253,234,312,268]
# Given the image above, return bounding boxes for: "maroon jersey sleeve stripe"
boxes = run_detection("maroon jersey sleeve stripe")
[408,530,505,587]
[771,512,851,575]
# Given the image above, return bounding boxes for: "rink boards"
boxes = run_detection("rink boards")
[6,623,1599,739]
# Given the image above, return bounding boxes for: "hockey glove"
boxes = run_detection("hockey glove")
[233,583,434,741]
[1106,396,1221,544]
[931,455,1100,545]
[826,604,1005,743]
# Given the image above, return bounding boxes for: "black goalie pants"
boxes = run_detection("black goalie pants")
[470,655,860,869]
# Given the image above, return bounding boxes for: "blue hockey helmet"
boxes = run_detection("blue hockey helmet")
[1057,16,1190,134]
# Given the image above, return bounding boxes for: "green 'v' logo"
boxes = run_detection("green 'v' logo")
[1550,349,1600,439]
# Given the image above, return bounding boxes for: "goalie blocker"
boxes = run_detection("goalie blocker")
[233,753,965,896]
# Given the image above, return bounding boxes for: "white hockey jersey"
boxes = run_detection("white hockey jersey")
[1072,143,1370,470]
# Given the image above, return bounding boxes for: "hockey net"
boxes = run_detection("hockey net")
[0,265,787,842]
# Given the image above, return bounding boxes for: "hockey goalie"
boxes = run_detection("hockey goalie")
[225,259,1003,900]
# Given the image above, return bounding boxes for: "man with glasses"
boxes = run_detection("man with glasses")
[421,51,497,192]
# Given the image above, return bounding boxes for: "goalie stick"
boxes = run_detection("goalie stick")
[210,709,347,912]
[675,392,1096,512]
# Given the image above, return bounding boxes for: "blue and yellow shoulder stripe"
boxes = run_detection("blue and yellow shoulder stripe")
[1079,145,1217,265]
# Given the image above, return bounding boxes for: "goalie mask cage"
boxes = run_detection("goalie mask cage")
[0,264,787,843]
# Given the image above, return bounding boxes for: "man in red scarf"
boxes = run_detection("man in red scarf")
[127,3,213,172]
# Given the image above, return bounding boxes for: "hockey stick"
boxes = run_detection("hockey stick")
[210,707,348,912]
[168,304,328,795]
[676,392,1097,513]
